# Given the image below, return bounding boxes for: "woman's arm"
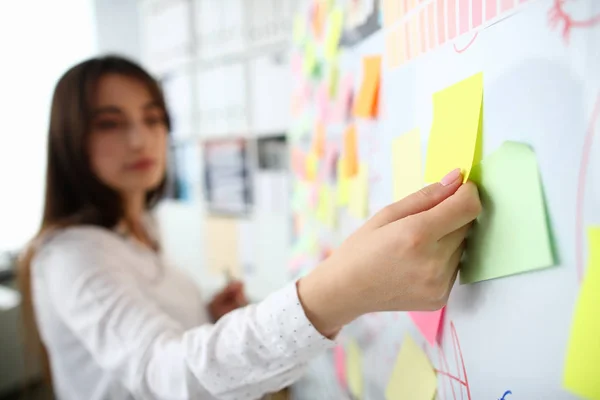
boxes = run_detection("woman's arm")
[35,232,332,400]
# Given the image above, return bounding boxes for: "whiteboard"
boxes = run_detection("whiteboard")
[291,0,600,398]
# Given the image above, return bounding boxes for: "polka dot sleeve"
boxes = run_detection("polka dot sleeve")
[182,281,336,399]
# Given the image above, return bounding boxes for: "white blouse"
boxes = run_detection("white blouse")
[32,226,334,400]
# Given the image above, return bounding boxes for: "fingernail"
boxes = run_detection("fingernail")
[440,168,462,186]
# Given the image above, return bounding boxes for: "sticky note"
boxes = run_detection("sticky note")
[312,1,326,39]
[408,309,444,346]
[328,64,339,98]
[291,147,307,179]
[385,335,437,400]
[312,122,326,157]
[393,128,423,201]
[293,14,307,46]
[333,345,347,389]
[316,83,330,122]
[306,151,319,181]
[337,158,350,206]
[424,72,483,183]
[353,55,381,118]
[333,74,353,123]
[303,41,318,76]
[342,125,359,178]
[317,186,336,228]
[321,146,339,183]
[460,141,554,284]
[348,163,368,219]
[325,7,344,61]
[346,339,364,399]
[564,227,600,399]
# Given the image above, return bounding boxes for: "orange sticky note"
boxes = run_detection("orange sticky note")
[342,125,358,177]
[312,122,326,157]
[353,56,381,118]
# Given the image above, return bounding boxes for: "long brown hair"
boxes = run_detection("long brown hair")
[17,55,171,389]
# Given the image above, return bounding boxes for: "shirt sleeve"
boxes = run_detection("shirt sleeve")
[34,230,334,400]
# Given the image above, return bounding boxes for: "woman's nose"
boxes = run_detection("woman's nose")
[126,123,148,149]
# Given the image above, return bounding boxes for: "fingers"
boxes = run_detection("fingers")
[438,224,471,255]
[419,182,482,240]
[366,169,463,229]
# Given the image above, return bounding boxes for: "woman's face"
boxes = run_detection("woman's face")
[88,74,168,196]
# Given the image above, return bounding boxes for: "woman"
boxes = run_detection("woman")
[20,55,481,400]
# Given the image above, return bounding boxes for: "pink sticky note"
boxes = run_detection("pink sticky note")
[291,148,307,179]
[472,0,483,28]
[486,0,497,20]
[404,22,412,60]
[291,52,302,77]
[427,3,436,50]
[320,145,339,182]
[333,74,354,123]
[408,308,445,346]
[500,0,514,12]
[447,0,457,39]
[459,0,469,34]
[334,345,347,388]
[316,82,331,122]
[436,0,446,46]
[419,9,427,53]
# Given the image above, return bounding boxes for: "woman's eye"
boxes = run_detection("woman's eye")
[94,120,122,131]
[145,116,166,127]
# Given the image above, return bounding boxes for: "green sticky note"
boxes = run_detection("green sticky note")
[460,141,554,284]
[564,227,600,399]
[424,72,483,183]
[293,14,307,46]
[385,335,437,400]
[325,7,344,62]
[346,339,364,399]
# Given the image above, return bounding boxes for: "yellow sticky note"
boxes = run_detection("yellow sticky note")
[306,151,318,181]
[348,163,368,219]
[293,15,307,46]
[325,7,344,61]
[303,41,318,76]
[564,227,600,399]
[424,72,483,183]
[353,56,381,118]
[316,186,336,228]
[385,334,437,400]
[393,128,423,201]
[346,339,364,399]
[337,157,350,206]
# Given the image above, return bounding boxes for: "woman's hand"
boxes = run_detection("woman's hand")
[208,281,248,322]
[298,169,482,337]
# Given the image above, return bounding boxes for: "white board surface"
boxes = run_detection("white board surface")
[292,0,600,398]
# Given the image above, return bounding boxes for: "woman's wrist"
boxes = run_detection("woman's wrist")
[296,260,360,338]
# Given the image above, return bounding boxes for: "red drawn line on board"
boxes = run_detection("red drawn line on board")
[575,93,600,282]
[548,0,600,42]
[453,32,479,53]
[449,324,464,400]
[451,322,472,400]
[438,346,458,400]
[435,369,468,386]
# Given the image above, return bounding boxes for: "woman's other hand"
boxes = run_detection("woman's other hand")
[208,281,248,321]
[298,169,482,337]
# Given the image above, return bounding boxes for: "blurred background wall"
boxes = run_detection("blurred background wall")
[0,0,295,397]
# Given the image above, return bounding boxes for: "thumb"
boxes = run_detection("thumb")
[366,168,463,229]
